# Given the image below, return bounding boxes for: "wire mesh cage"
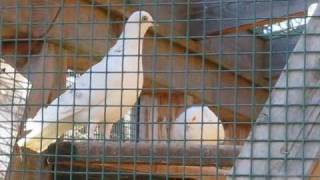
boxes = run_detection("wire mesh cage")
[1,0,320,179]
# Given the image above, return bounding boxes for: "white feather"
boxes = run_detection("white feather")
[17,11,154,152]
[171,106,225,144]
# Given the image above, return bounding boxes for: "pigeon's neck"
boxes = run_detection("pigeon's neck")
[116,33,144,55]
[114,23,149,55]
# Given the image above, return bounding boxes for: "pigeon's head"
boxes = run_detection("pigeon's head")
[128,11,154,27]
[172,106,225,143]
[125,11,154,37]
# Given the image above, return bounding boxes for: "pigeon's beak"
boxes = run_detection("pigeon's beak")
[151,22,159,32]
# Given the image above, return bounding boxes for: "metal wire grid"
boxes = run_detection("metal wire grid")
[0,0,319,179]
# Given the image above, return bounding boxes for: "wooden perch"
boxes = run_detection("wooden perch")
[44,142,237,179]
[54,161,228,180]
[46,142,241,168]
[228,2,320,179]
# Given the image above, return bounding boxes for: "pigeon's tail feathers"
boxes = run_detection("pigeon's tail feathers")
[17,120,73,152]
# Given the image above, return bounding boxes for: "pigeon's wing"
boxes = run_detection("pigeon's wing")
[30,88,88,124]
[32,57,111,123]
[17,57,112,152]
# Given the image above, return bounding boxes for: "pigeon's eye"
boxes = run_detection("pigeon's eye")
[142,16,148,22]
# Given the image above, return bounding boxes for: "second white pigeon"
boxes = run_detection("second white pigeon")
[17,11,155,152]
[171,106,225,144]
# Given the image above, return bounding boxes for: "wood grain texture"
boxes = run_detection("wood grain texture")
[228,2,320,179]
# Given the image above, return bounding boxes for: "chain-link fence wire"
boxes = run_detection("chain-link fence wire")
[0,0,319,179]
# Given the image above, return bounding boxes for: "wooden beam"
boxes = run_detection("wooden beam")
[228,3,320,179]
[46,142,240,167]
[1,41,43,70]
[191,0,316,36]
[204,32,268,82]
[0,0,60,38]
[207,12,305,36]
[141,38,268,122]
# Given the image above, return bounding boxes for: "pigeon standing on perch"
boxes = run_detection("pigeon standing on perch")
[171,106,225,144]
[17,11,155,152]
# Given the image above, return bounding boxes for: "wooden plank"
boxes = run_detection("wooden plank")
[310,161,320,180]
[207,12,305,36]
[191,0,316,36]
[46,0,120,60]
[5,147,52,180]
[204,32,267,82]
[46,142,241,167]
[53,161,228,180]
[228,3,320,179]
[140,37,268,122]
[0,0,60,38]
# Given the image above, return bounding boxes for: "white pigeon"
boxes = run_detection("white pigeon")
[17,11,155,152]
[171,106,225,144]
